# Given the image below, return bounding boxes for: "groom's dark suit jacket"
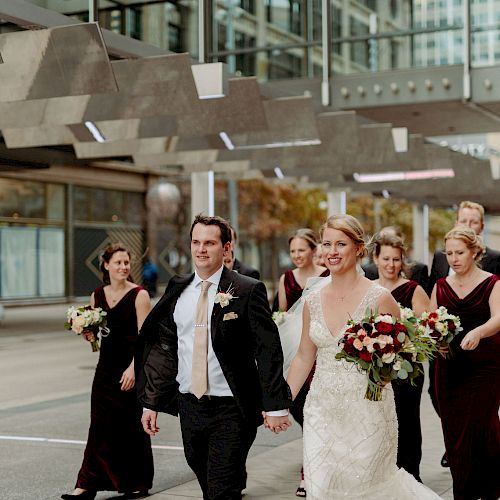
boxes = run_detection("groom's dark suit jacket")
[427,246,500,295]
[136,266,292,427]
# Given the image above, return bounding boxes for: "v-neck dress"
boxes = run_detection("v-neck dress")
[75,286,153,494]
[302,284,441,499]
[435,276,500,500]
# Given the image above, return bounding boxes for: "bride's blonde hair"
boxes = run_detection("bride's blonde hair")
[320,214,368,258]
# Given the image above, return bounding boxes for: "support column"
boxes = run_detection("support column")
[412,203,429,266]
[256,0,268,81]
[191,171,215,220]
[321,0,332,106]
[228,179,239,255]
[327,190,346,216]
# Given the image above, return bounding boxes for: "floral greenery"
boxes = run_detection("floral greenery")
[335,308,436,401]
[64,305,108,352]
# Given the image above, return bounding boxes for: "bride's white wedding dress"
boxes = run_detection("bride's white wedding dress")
[303,284,441,499]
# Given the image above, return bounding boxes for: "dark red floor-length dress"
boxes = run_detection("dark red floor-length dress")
[435,275,500,500]
[75,286,153,494]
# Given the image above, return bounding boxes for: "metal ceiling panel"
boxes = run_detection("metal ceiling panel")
[226,96,319,149]
[0,23,117,102]
[0,53,198,128]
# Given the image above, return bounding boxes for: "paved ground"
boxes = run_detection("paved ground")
[0,303,453,499]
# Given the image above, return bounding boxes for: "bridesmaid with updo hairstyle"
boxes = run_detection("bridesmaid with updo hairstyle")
[277,228,328,497]
[61,243,153,500]
[431,227,500,500]
[371,232,430,482]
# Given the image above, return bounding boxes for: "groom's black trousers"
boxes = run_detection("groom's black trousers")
[178,393,257,500]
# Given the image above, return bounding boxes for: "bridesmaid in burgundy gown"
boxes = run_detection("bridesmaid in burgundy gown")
[371,233,429,482]
[62,244,153,500]
[431,227,500,500]
[277,228,328,497]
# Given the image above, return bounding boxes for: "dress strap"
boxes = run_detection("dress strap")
[305,290,322,322]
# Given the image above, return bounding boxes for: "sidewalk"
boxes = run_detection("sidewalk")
[0,303,453,499]
[149,378,453,499]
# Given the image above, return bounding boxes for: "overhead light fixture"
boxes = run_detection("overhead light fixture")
[391,127,408,153]
[353,168,455,183]
[236,138,321,150]
[274,167,284,179]
[191,62,227,99]
[218,131,320,151]
[219,132,235,150]
[84,121,106,143]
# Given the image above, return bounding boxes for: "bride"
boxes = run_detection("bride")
[286,214,441,499]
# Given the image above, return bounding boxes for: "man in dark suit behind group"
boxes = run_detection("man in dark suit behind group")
[230,227,261,279]
[363,225,429,291]
[428,200,500,294]
[136,214,291,500]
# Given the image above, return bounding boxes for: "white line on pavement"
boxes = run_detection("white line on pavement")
[0,435,184,450]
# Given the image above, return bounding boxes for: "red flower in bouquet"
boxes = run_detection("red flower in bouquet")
[336,309,435,401]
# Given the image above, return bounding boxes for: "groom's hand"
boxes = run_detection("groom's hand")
[264,414,292,434]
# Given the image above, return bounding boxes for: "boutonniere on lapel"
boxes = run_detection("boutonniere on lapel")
[214,284,238,308]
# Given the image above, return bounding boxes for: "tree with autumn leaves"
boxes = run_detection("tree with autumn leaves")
[235,180,455,290]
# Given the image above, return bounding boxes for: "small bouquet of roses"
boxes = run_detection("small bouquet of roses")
[336,308,434,401]
[64,305,109,352]
[418,306,462,356]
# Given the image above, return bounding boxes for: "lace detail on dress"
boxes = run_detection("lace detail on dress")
[302,284,441,500]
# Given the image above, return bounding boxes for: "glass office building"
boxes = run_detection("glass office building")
[1,0,499,301]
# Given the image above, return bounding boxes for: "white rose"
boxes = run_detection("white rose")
[382,352,395,363]
[375,314,393,324]
[393,360,402,371]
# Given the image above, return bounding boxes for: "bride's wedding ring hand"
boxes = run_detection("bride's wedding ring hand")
[264,415,292,434]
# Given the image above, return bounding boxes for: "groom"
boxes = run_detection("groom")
[136,214,292,500]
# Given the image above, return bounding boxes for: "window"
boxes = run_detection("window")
[350,17,370,68]
[0,179,63,220]
[73,187,144,224]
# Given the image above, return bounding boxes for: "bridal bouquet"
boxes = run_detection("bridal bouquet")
[64,305,109,352]
[336,308,434,401]
[418,306,462,355]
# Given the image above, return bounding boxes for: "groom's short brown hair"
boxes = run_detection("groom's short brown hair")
[190,214,233,246]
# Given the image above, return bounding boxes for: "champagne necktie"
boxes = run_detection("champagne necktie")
[191,281,212,398]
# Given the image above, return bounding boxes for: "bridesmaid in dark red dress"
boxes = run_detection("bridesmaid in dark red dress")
[62,243,153,500]
[430,227,500,500]
[277,228,328,497]
[371,233,429,482]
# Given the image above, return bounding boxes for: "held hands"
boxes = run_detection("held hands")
[262,412,292,434]
[120,364,135,391]
[141,409,160,436]
[460,329,481,350]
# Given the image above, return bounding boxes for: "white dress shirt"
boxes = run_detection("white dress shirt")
[172,265,287,417]
[174,266,233,396]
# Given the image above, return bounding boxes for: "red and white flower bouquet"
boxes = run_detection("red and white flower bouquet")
[418,306,462,355]
[64,305,109,352]
[336,308,435,401]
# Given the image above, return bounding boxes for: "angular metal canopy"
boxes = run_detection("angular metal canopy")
[0,23,117,102]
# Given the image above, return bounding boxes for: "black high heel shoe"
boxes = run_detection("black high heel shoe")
[121,491,149,499]
[61,490,97,500]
